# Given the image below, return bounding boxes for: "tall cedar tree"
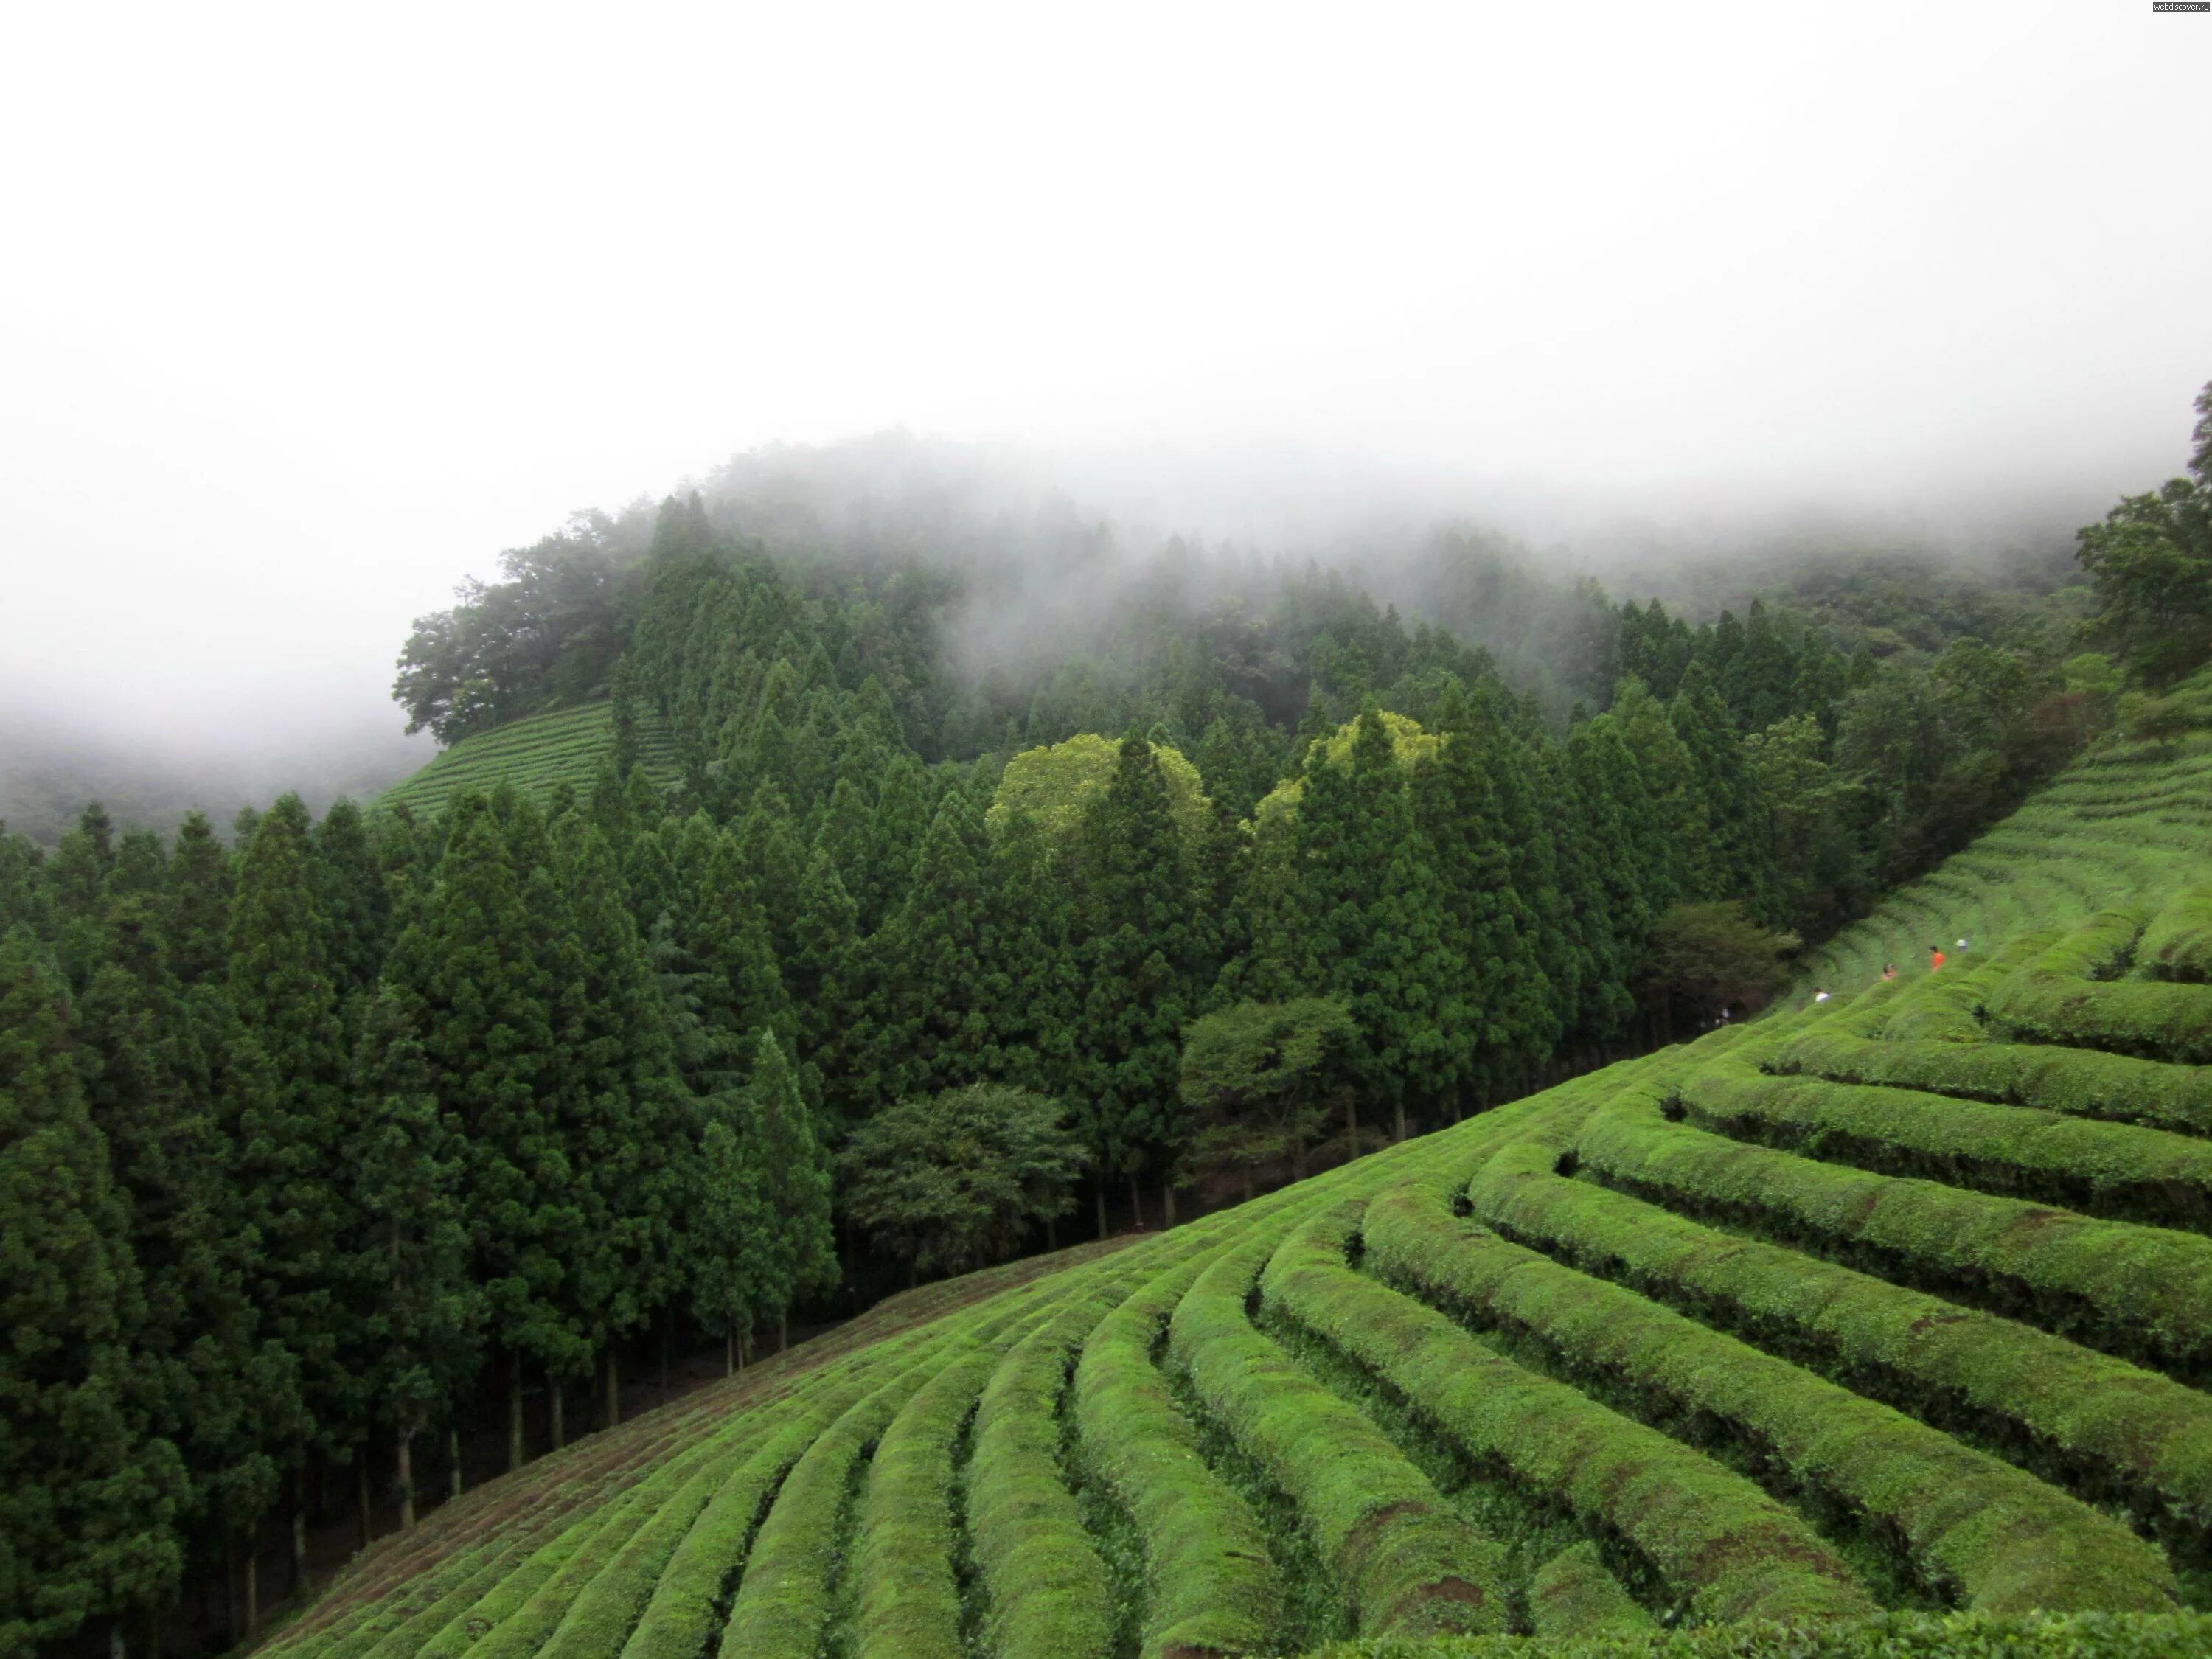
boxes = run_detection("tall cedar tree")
[74,866,300,1613]
[548,814,688,1396]
[1414,689,1552,1113]
[347,990,482,1526]
[880,793,993,1099]
[0,928,184,1651]
[383,795,560,1464]
[1077,733,1197,1225]
[226,795,370,1517]
[743,1033,835,1349]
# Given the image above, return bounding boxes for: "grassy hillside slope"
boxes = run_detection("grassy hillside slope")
[279,682,2212,1659]
[376,702,679,817]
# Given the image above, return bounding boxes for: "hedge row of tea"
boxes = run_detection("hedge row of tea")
[378,703,680,817]
[268,712,2212,1656]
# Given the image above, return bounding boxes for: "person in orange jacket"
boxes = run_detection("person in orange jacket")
[1930,943,1946,972]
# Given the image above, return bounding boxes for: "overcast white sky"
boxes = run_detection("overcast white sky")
[3,1,2208,761]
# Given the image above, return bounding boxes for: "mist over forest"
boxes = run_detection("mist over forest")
[1,428,2103,844]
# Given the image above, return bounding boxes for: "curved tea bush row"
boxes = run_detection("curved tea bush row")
[1768,1025,2212,1138]
[1274,1197,1870,1627]
[1467,1136,2212,1535]
[529,1419,794,1659]
[853,1337,1028,1659]
[1576,1093,2212,1379]
[1526,1542,1654,1642]
[2139,884,2212,981]
[720,1348,959,1659]
[846,1296,1066,1659]
[1356,1169,2177,1614]
[1985,912,2212,1065]
[1674,1055,2212,1230]
[1169,1227,1509,1641]
[622,1342,953,1659]
[1074,1248,1283,1659]
[969,1256,1158,1659]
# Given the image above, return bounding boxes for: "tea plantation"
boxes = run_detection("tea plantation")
[377,703,680,817]
[274,702,2212,1658]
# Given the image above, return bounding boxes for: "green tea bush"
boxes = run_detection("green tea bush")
[1281,1198,1867,1627]
[1676,1054,2212,1228]
[1467,1138,2212,1534]
[1527,1543,1653,1641]
[1356,1180,2174,1614]
[1170,1230,1509,1640]
[1074,1250,1284,1659]
[1575,1092,2212,1377]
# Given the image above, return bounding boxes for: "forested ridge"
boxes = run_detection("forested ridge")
[5,386,2211,1658]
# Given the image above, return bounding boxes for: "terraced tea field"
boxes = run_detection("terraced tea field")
[378,703,680,817]
[286,702,2212,1658]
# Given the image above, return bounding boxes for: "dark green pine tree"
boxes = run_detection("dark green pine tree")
[1669,660,1776,914]
[1610,676,1704,902]
[879,793,994,1099]
[981,808,1082,1100]
[1737,599,1799,731]
[790,844,874,1134]
[546,815,689,1424]
[383,795,558,1468]
[1289,681,1333,771]
[743,1033,836,1350]
[226,794,372,1553]
[1415,688,1552,1115]
[689,822,796,1072]
[1324,706,1465,1141]
[1532,737,1634,1058]
[856,755,931,931]
[0,928,185,1653]
[813,776,876,894]
[74,869,305,1612]
[1077,733,1200,1229]
[736,787,808,965]
[0,821,52,940]
[347,990,482,1528]
[315,799,391,1003]
[681,1093,773,1374]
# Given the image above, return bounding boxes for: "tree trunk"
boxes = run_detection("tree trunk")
[1095,1183,1108,1240]
[146,1603,161,1659]
[508,1353,525,1472]
[1241,1164,1255,1203]
[397,1428,416,1533]
[740,1329,750,1369]
[907,1258,918,1290]
[1346,1098,1360,1158]
[289,1468,306,1597]
[549,1373,565,1450]
[659,1311,672,1393]
[1127,1175,1144,1231]
[110,1616,125,1659]
[1161,1180,1176,1228]
[1394,1100,1407,1144]
[778,1312,790,1352]
[1043,1214,1057,1252]
[357,1453,372,1551]
[602,1349,620,1430]
[448,1426,462,1501]
[1292,1136,1307,1182]
[726,1322,737,1377]
[223,1532,237,1646]
[244,1537,259,1636]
